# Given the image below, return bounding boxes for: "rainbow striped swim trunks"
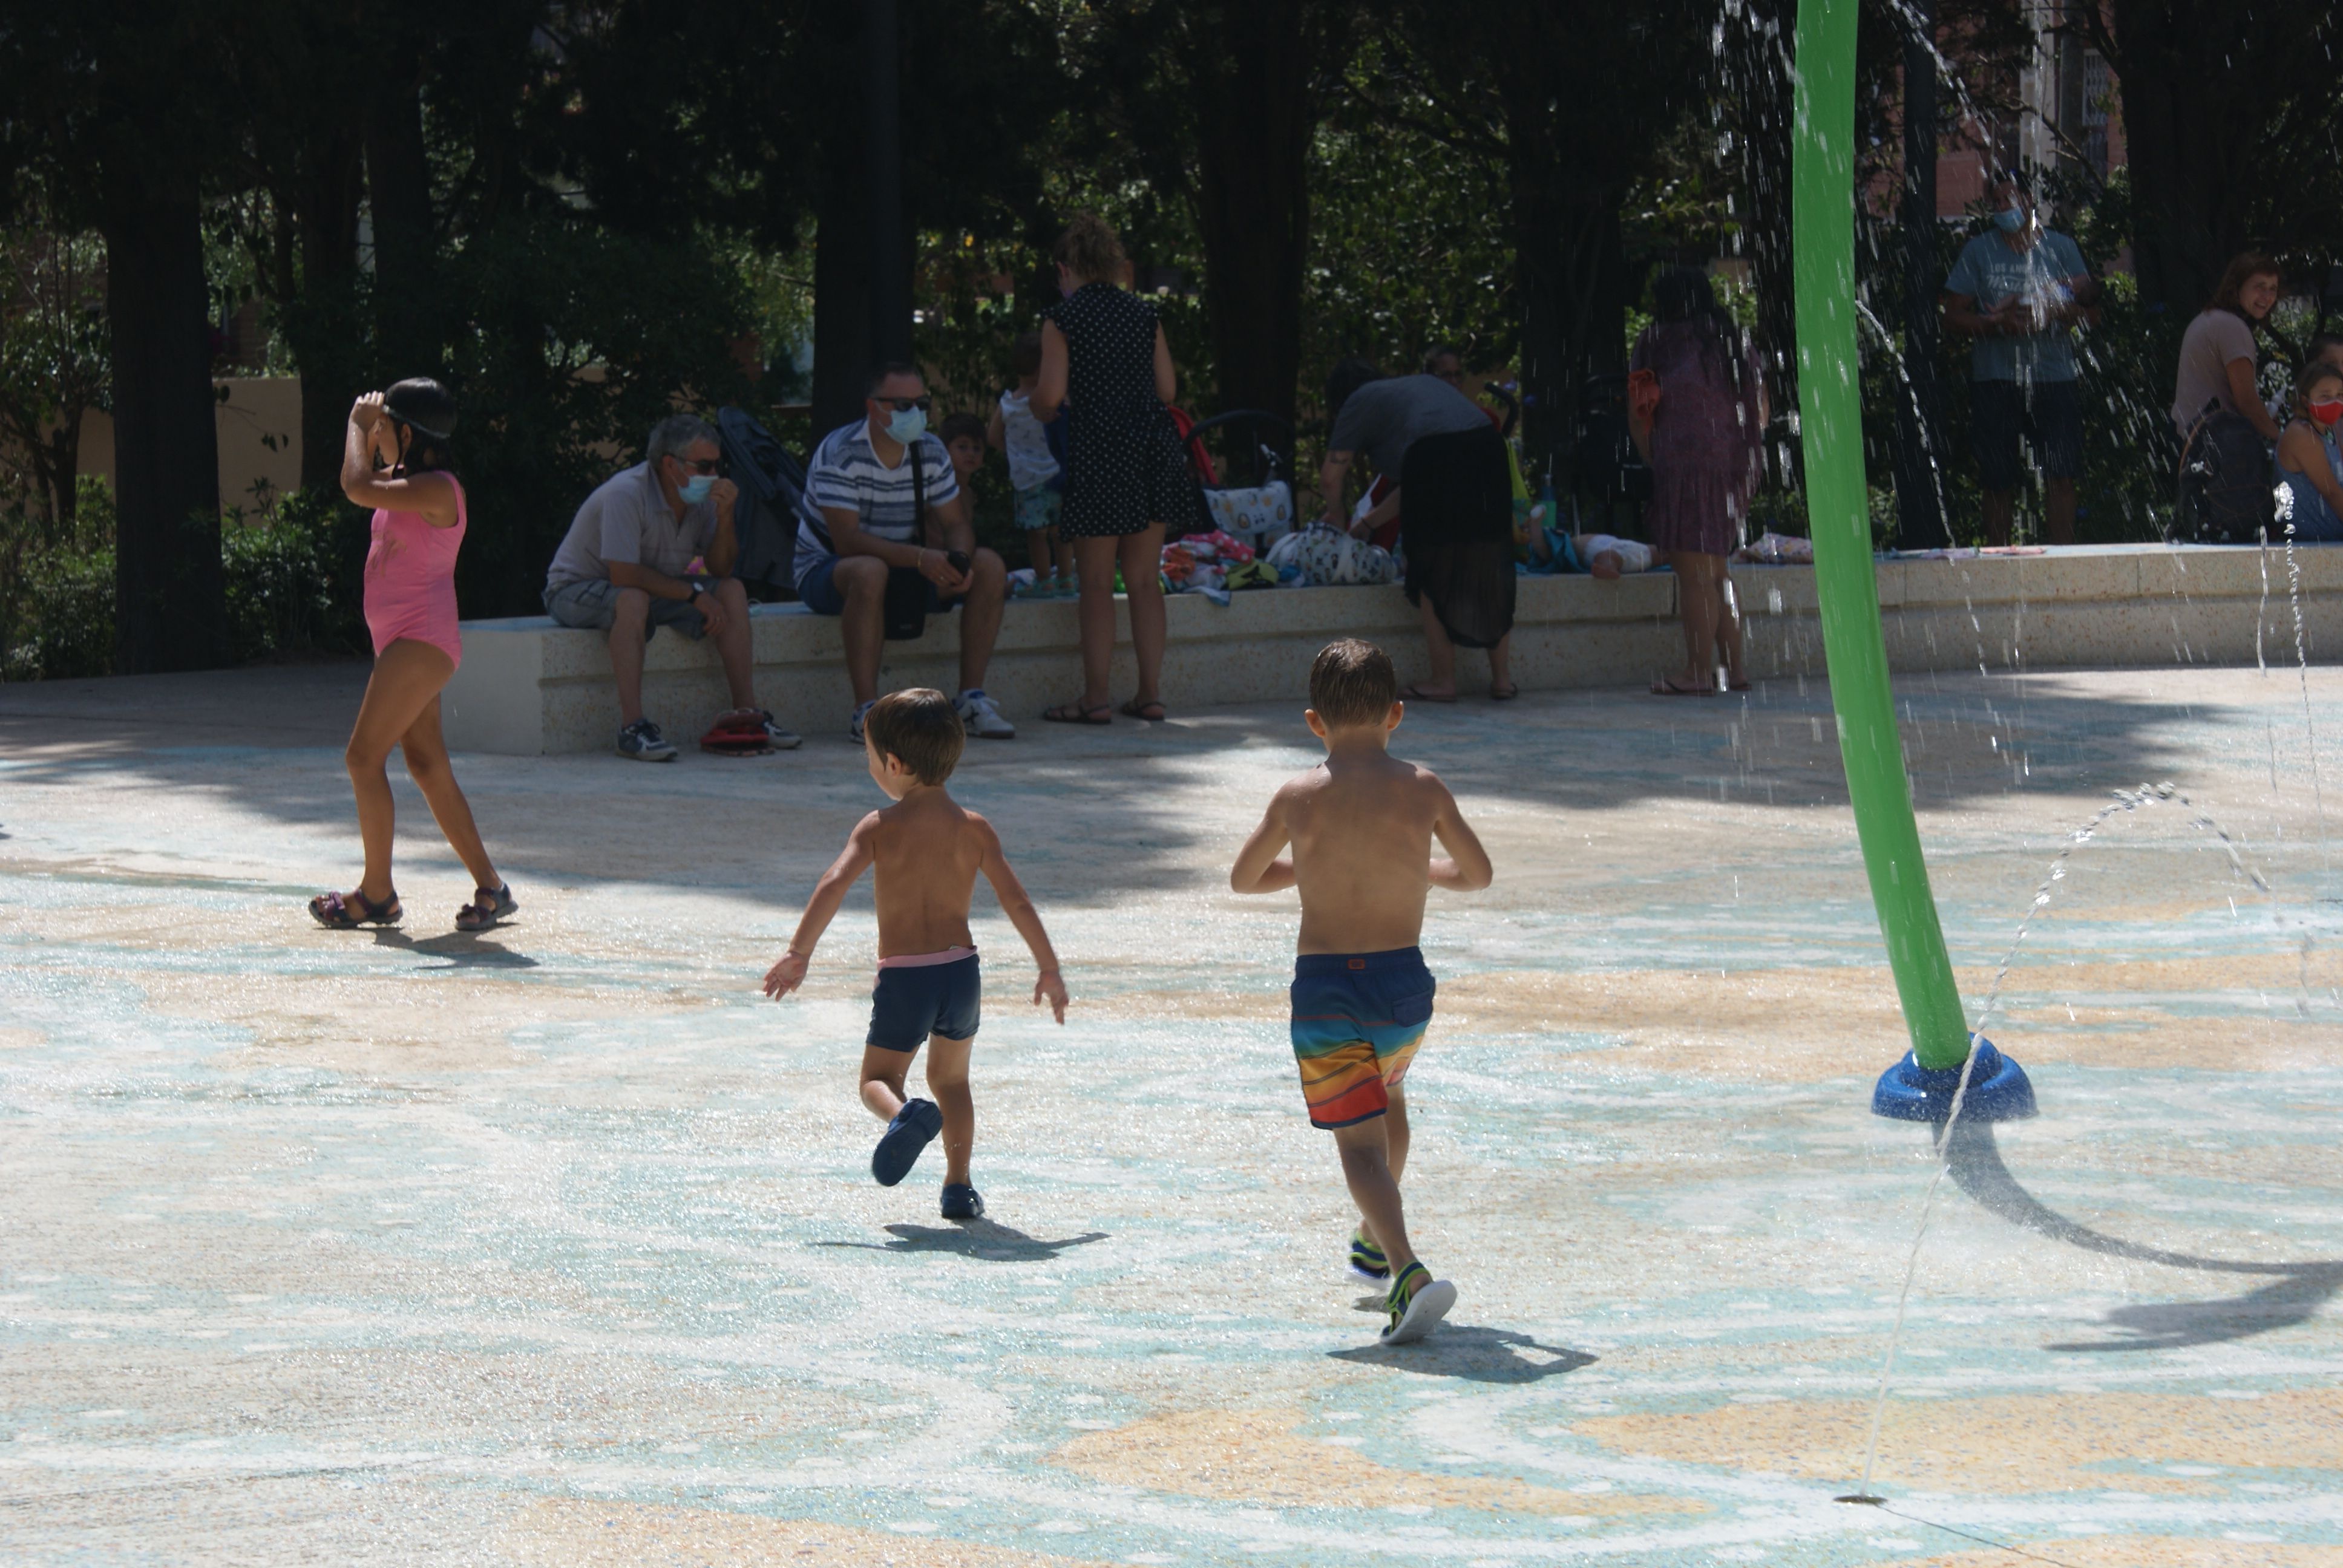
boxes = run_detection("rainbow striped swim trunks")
[1289,947,1436,1128]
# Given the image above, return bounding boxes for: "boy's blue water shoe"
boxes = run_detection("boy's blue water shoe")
[1348,1229,1390,1281]
[940,1183,985,1220]
[872,1098,943,1187]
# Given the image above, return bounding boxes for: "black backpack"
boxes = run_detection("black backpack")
[2175,406,2273,543]
[716,406,810,591]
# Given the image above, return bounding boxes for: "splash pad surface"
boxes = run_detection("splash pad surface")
[2,662,2339,1564]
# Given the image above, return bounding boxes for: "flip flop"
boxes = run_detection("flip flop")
[1118,698,1167,722]
[1398,684,1457,704]
[1489,684,1519,702]
[1650,677,1712,697]
[1042,702,1113,725]
[1727,679,1752,693]
[872,1098,943,1187]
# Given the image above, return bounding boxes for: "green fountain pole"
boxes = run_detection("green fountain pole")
[1791,0,2033,1120]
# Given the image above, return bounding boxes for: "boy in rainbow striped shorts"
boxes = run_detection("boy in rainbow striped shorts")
[1231,639,1493,1343]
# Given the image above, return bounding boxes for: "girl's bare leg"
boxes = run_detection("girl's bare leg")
[397,693,499,890]
[1117,523,1166,708]
[1673,552,1723,689]
[925,1033,975,1186]
[343,640,456,903]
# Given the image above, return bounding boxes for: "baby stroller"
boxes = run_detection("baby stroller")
[1181,409,1296,554]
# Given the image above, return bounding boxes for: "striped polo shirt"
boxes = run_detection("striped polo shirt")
[792,419,960,590]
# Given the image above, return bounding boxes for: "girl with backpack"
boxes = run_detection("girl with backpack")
[308,380,514,933]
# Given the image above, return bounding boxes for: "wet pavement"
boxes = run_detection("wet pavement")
[1,659,2339,1566]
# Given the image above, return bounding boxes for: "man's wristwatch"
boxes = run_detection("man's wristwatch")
[684,577,709,601]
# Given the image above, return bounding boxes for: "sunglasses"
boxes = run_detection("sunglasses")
[874,396,933,413]
[667,454,721,475]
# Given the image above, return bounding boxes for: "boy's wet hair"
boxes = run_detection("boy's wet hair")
[1012,329,1044,380]
[1309,639,1397,729]
[864,688,965,785]
[937,411,988,449]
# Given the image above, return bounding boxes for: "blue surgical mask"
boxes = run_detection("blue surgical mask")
[678,474,715,505]
[886,407,928,444]
[1994,205,2028,233]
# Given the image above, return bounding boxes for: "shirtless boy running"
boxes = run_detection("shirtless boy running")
[764,689,1067,1219]
[1230,639,1493,1342]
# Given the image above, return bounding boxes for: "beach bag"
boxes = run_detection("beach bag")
[1182,409,1295,553]
[1201,479,1294,549]
[716,407,809,592]
[1296,523,1397,587]
[2175,408,2273,544]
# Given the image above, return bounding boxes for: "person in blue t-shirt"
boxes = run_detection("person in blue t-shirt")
[1941,171,2101,546]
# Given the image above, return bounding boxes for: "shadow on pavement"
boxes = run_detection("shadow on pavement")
[815,1221,1110,1262]
[368,927,540,970]
[1328,1325,1598,1383]
[1946,1121,2343,1351]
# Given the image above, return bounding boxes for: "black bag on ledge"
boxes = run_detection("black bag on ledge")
[2174,405,2274,544]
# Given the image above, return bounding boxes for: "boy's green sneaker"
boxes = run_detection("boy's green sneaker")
[1380,1260,1457,1345]
[1348,1229,1389,1282]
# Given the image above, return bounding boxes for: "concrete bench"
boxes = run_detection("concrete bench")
[441,544,2343,754]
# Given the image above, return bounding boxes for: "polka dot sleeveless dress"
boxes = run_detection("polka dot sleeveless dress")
[1043,283,1196,538]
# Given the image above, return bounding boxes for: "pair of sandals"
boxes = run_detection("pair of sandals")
[1650,676,1752,696]
[1042,697,1166,725]
[308,883,517,933]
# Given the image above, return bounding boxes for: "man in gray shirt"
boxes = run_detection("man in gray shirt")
[545,413,799,760]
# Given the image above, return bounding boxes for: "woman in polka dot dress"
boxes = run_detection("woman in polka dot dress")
[1031,214,1189,724]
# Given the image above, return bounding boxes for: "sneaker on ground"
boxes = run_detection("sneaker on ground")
[849,699,878,745]
[955,688,1017,739]
[1381,1261,1457,1344]
[752,709,802,750]
[617,718,677,762]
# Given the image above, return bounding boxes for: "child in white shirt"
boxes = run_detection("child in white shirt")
[988,330,1067,594]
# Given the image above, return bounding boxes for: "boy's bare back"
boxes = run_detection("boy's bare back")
[1233,740,1490,955]
[862,789,992,957]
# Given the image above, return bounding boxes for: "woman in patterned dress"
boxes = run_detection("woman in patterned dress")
[1030,214,1187,724]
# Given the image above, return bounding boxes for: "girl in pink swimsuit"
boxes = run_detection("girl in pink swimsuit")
[309,379,514,934]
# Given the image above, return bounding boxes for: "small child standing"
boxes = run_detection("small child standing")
[1230,639,1492,1343]
[763,689,1069,1218]
[989,330,1068,594]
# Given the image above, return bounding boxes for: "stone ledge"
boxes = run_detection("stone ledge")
[442,544,2343,754]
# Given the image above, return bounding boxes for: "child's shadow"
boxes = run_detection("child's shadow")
[370,927,539,970]
[819,1222,1110,1263]
[1329,1319,1598,1384]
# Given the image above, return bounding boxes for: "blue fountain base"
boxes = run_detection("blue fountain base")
[1872,1038,2036,1124]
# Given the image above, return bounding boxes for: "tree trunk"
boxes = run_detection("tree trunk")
[1190,0,1314,429]
[286,130,367,494]
[2102,1,2245,315]
[811,121,874,438]
[102,188,225,673]
[365,46,438,379]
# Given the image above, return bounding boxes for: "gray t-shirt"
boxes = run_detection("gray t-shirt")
[2171,309,2261,436]
[546,462,719,590]
[1329,374,1492,479]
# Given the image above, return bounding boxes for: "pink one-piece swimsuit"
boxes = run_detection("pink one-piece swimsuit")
[364,477,467,668]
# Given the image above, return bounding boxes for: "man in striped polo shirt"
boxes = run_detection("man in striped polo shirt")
[794,362,1015,742]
